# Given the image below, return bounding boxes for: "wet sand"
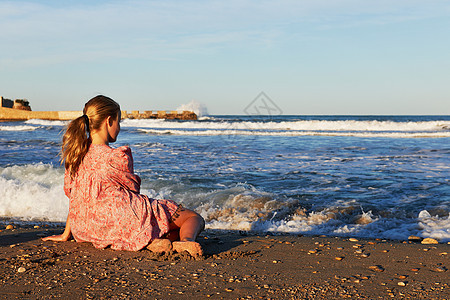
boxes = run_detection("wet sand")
[1,225,448,299]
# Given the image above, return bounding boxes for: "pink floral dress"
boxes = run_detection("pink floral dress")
[64,144,179,251]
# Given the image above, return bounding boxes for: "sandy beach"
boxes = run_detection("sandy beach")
[0,225,448,299]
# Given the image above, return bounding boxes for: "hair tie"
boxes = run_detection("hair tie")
[82,114,90,130]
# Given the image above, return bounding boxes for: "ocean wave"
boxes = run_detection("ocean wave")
[0,125,38,131]
[196,186,449,242]
[0,164,67,222]
[138,128,450,138]
[123,119,450,132]
[198,116,216,121]
[1,165,449,242]
[418,210,450,241]
[25,119,68,126]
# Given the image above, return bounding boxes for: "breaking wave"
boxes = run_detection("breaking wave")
[2,164,448,242]
[0,125,38,131]
[120,119,450,138]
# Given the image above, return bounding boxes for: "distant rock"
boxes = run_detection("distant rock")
[12,99,31,111]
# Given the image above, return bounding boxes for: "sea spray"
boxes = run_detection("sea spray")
[176,100,208,117]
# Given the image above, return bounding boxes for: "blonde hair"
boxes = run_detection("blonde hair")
[62,95,120,177]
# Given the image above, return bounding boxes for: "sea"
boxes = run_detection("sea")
[1,115,449,242]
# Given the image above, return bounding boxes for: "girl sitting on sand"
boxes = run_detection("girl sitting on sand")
[43,95,204,257]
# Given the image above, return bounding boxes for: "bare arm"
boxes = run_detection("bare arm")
[42,215,72,242]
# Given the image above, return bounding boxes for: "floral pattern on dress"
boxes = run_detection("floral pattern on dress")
[64,144,179,251]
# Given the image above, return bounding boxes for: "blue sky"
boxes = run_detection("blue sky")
[1,0,449,115]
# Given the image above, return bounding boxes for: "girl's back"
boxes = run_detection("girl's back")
[67,144,179,251]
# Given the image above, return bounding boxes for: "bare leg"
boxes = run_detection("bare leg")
[169,207,205,256]
[163,229,180,242]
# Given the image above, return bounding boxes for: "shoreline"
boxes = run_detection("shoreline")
[1,226,448,299]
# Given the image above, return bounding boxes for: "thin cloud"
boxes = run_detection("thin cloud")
[1,0,449,68]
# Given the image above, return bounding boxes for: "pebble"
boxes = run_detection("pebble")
[369,265,384,272]
[308,249,318,254]
[432,267,446,273]
[439,252,447,256]
[17,267,26,273]
[335,257,344,261]
[398,281,407,286]
[349,238,358,242]
[408,235,422,242]
[6,225,14,230]
[421,238,438,244]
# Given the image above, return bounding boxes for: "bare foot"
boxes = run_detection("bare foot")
[172,241,203,257]
[147,239,172,253]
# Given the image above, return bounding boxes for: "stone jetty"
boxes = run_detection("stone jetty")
[0,97,197,121]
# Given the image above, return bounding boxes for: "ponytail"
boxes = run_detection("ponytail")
[61,95,120,177]
[61,115,90,177]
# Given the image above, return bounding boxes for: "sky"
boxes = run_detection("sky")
[0,0,449,115]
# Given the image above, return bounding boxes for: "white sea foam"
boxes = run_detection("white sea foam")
[122,119,449,131]
[137,128,450,138]
[0,125,38,131]
[418,210,450,242]
[2,164,449,243]
[25,119,68,126]
[0,164,67,222]
[122,119,450,138]
[198,116,215,121]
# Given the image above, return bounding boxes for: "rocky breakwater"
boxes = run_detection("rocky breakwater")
[123,110,197,120]
[0,108,197,121]
[1,104,197,122]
